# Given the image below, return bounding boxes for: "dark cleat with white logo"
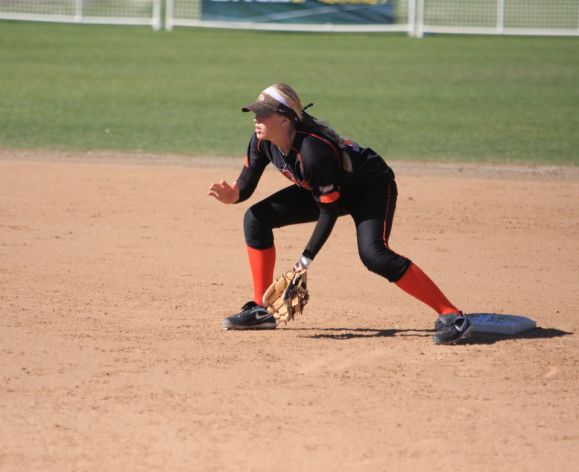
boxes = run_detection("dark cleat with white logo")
[223,301,277,330]
[433,312,472,345]
[434,312,462,331]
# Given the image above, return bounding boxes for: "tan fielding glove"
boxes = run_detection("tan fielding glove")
[263,269,309,323]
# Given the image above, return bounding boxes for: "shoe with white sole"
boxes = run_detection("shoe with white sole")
[223,301,277,330]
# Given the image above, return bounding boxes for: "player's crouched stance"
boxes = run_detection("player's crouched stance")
[221,303,472,345]
[209,83,472,345]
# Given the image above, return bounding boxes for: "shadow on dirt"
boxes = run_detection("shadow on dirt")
[292,326,572,343]
[462,327,572,345]
[293,327,432,340]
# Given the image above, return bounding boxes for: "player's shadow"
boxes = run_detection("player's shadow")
[461,327,571,345]
[290,312,572,343]
[296,326,571,343]
[293,327,432,340]
[461,312,572,345]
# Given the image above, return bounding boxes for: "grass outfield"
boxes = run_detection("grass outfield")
[0,21,578,164]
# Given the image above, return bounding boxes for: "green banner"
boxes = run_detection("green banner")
[201,0,396,25]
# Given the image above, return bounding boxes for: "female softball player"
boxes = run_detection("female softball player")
[208,83,471,344]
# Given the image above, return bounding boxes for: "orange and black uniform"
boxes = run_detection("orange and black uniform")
[235,128,411,282]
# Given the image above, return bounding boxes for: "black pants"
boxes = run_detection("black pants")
[243,177,411,283]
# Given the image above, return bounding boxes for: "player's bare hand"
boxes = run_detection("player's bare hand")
[207,180,239,204]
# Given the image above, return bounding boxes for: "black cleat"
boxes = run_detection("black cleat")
[223,301,277,330]
[434,312,462,331]
[433,313,472,345]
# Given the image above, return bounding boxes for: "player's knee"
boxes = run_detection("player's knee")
[359,245,410,282]
[243,205,274,248]
[359,247,385,274]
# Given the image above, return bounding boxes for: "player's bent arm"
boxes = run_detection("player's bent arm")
[235,163,266,203]
[300,202,340,266]
[207,180,240,204]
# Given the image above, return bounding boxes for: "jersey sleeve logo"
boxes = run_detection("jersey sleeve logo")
[318,184,336,194]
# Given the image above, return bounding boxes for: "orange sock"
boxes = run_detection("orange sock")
[247,246,276,305]
[395,262,459,315]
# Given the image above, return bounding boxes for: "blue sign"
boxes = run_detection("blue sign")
[202,0,396,25]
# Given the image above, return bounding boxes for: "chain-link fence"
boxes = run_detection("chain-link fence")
[0,0,162,29]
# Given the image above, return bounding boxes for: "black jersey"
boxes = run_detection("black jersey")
[236,130,394,205]
[235,129,394,261]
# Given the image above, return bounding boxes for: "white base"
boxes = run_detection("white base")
[468,314,537,335]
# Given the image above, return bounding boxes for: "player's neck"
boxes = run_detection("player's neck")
[272,128,296,156]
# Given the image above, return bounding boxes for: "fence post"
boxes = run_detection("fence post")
[153,0,162,30]
[407,0,416,37]
[415,0,424,38]
[497,0,505,33]
[166,0,174,31]
[75,0,83,23]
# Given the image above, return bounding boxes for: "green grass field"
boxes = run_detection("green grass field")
[0,21,577,164]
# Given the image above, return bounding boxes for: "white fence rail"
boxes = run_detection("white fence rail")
[0,0,163,29]
[0,1,577,36]
[417,0,579,37]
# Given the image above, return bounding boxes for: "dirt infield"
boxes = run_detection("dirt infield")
[1,150,577,472]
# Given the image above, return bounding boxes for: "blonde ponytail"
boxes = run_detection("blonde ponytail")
[265,83,345,149]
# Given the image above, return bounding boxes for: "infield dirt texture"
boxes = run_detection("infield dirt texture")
[1,150,578,471]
